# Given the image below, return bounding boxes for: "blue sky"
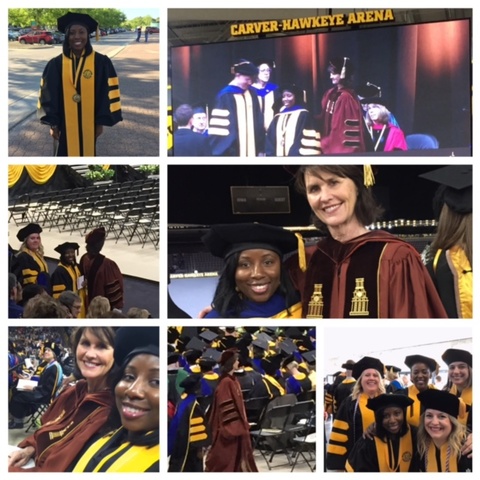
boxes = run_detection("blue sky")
[121,9,160,20]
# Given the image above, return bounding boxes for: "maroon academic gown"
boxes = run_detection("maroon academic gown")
[80,253,124,309]
[11,380,114,472]
[286,230,448,318]
[205,374,258,472]
[319,86,367,154]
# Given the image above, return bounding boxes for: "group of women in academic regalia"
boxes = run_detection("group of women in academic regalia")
[167,326,316,472]
[326,347,472,472]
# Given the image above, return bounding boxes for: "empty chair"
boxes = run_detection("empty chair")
[8,194,30,226]
[405,133,439,150]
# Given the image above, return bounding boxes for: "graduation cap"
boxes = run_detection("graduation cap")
[231,59,258,76]
[85,227,106,245]
[17,223,42,242]
[42,340,61,357]
[256,332,273,344]
[57,11,98,34]
[167,327,180,344]
[367,393,413,412]
[285,327,305,340]
[185,336,206,353]
[219,348,238,366]
[200,348,222,364]
[417,389,464,419]
[183,348,203,364]
[404,354,437,372]
[168,351,181,365]
[252,337,269,351]
[54,242,80,256]
[201,223,299,260]
[278,338,297,356]
[281,354,296,370]
[419,165,472,215]
[342,360,356,369]
[441,348,472,367]
[199,329,219,343]
[113,327,159,367]
[352,356,384,379]
[357,82,382,102]
[180,327,199,339]
[235,331,253,349]
[261,353,283,375]
[301,350,316,367]
[385,365,401,373]
[180,374,202,394]
[259,326,277,335]
[328,56,354,79]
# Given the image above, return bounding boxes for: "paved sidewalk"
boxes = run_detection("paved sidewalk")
[8,36,159,157]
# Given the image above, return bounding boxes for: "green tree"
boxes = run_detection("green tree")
[8,8,126,29]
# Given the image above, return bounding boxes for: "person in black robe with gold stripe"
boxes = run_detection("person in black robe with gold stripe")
[13,223,50,292]
[168,375,210,472]
[346,394,418,472]
[37,12,122,156]
[327,356,386,471]
[51,242,86,318]
[72,327,159,472]
[416,389,472,472]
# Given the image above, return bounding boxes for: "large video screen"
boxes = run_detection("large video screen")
[170,17,472,156]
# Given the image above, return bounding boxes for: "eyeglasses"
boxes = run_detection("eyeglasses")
[259,68,272,73]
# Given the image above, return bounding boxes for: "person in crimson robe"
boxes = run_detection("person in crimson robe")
[286,165,448,318]
[204,349,258,472]
[364,101,407,152]
[79,227,124,310]
[319,57,367,154]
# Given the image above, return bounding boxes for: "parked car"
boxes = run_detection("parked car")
[8,30,20,41]
[148,27,159,33]
[51,31,65,44]
[18,30,53,45]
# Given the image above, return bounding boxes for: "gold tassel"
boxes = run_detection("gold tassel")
[295,232,307,272]
[96,26,99,42]
[363,165,375,188]
[340,57,349,79]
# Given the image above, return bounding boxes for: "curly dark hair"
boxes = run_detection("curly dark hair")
[210,251,299,317]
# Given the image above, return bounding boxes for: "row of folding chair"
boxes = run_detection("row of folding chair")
[9,183,159,250]
[9,178,159,228]
[249,395,316,472]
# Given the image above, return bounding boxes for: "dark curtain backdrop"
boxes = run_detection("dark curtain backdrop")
[171,19,471,149]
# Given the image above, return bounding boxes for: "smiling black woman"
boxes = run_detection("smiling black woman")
[37,11,123,156]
